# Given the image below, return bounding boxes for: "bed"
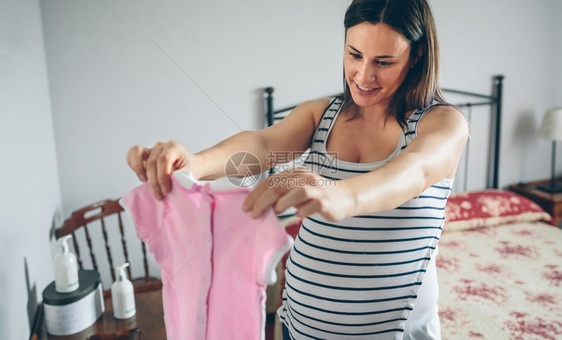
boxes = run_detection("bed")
[263,75,562,340]
[438,190,561,340]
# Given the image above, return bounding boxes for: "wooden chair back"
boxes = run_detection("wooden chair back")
[56,199,161,295]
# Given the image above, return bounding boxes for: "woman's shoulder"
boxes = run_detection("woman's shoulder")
[295,97,334,130]
[424,104,465,121]
[417,104,468,135]
[298,96,334,113]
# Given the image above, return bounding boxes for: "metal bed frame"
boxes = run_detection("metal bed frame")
[264,75,504,191]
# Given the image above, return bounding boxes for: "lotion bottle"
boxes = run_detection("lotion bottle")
[54,235,79,293]
[111,262,136,319]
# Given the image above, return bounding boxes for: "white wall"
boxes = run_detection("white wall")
[0,0,62,339]
[40,0,350,216]
[432,0,561,188]
[40,0,562,211]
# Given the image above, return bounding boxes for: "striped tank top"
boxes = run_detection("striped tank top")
[277,97,453,339]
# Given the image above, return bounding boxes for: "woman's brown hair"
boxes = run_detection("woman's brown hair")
[341,0,447,128]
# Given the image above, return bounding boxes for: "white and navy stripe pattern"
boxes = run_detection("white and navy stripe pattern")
[278,98,452,339]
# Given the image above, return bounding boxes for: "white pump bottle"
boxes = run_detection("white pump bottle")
[54,235,80,293]
[111,262,136,319]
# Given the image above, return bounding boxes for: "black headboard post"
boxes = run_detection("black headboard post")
[441,75,504,190]
[265,87,275,128]
[491,75,504,189]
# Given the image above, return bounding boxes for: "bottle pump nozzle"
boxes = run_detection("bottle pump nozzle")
[57,235,72,254]
[115,262,130,282]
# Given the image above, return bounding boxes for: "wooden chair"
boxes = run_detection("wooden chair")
[56,199,162,296]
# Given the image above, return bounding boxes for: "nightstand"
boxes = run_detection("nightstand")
[509,179,562,227]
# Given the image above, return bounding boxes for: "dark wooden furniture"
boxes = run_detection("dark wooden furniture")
[31,288,166,339]
[30,199,166,339]
[87,327,142,340]
[509,179,562,226]
[55,199,162,296]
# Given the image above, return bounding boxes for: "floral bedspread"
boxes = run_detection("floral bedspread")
[437,222,562,340]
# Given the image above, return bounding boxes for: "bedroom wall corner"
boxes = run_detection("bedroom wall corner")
[431,0,559,188]
[0,0,63,339]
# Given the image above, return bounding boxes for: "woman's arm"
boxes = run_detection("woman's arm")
[341,105,469,216]
[126,98,329,199]
[243,105,469,221]
[195,98,328,180]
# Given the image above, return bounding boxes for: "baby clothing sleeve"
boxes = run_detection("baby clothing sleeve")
[120,183,167,242]
[254,209,294,286]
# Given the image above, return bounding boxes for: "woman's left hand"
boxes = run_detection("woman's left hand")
[242,168,356,222]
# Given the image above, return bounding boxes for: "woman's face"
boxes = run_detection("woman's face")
[344,22,413,112]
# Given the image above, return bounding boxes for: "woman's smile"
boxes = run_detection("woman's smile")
[354,82,381,96]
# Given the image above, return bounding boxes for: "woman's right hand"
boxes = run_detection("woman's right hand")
[126,140,196,200]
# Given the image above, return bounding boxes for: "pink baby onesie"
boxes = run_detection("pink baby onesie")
[120,170,293,340]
